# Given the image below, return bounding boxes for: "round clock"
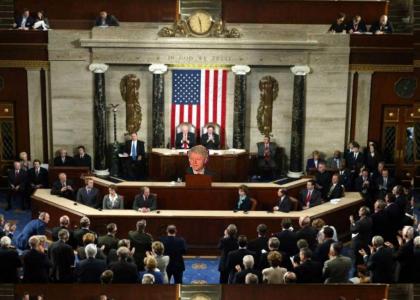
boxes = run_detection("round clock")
[187,11,213,35]
[394,77,417,99]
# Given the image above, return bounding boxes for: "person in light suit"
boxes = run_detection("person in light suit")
[201,124,220,150]
[326,150,345,170]
[323,242,352,283]
[76,178,100,208]
[102,185,124,209]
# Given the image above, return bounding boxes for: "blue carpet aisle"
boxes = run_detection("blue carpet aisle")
[0,192,32,238]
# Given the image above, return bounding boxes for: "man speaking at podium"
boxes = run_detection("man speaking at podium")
[185,145,213,176]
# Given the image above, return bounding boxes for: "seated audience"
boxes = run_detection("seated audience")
[53,148,75,166]
[322,242,352,283]
[33,10,49,30]
[233,255,261,284]
[51,172,75,200]
[28,159,49,190]
[248,224,269,263]
[326,150,345,170]
[133,186,157,212]
[176,123,195,149]
[97,223,119,256]
[234,184,252,211]
[326,173,344,201]
[15,212,49,250]
[273,188,292,212]
[147,241,170,284]
[19,151,32,171]
[201,124,220,150]
[185,145,213,176]
[370,14,393,34]
[328,13,346,33]
[22,236,52,283]
[13,8,35,30]
[346,15,367,34]
[226,235,256,283]
[293,247,323,283]
[76,178,100,208]
[256,136,277,178]
[110,247,138,283]
[299,180,322,209]
[95,11,120,27]
[315,162,331,199]
[160,225,187,284]
[218,224,239,283]
[139,256,164,284]
[0,236,21,283]
[128,219,152,271]
[49,229,75,283]
[73,145,92,169]
[76,243,108,283]
[306,150,323,173]
[74,217,97,248]
[6,161,28,210]
[262,251,287,284]
[102,185,124,209]
[51,215,75,248]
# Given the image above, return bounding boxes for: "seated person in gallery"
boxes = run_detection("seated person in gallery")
[176,123,196,149]
[328,13,346,33]
[76,178,100,208]
[326,174,345,201]
[326,150,345,170]
[234,185,252,212]
[102,185,124,209]
[51,172,75,200]
[33,10,49,31]
[346,15,366,34]
[256,136,277,176]
[185,145,213,176]
[12,8,35,30]
[299,180,322,210]
[95,11,120,27]
[133,186,157,212]
[201,124,220,150]
[73,145,92,170]
[306,150,324,173]
[121,132,146,180]
[28,159,49,190]
[370,15,393,34]
[273,188,293,213]
[53,148,75,166]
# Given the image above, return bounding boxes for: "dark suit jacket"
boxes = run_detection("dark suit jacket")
[97,234,119,255]
[226,248,256,281]
[0,247,22,283]
[351,216,373,250]
[51,226,76,248]
[95,15,120,26]
[366,247,394,283]
[299,189,322,208]
[51,179,75,200]
[22,249,52,283]
[14,15,35,28]
[185,167,214,178]
[128,230,152,270]
[160,235,187,273]
[175,132,196,149]
[277,196,292,213]
[294,259,323,283]
[218,236,238,272]
[305,158,324,172]
[296,226,318,251]
[346,21,367,33]
[201,133,220,150]
[73,228,96,248]
[53,155,75,166]
[315,171,332,198]
[375,176,395,194]
[48,240,75,282]
[76,187,100,208]
[133,193,157,211]
[257,142,276,160]
[28,167,48,188]
[235,195,252,211]
[110,260,138,283]
[355,176,372,196]
[385,202,403,235]
[73,154,92,169]
[371,210,390,240]
[326,184,344,200]
[370,21,393,33]
[348,152,365,172]
[394,239,414,283]
[248,236,268,263]
[7,168,27,191]
[314,239,335,265]
[76,257,108,283]
[274,230,298,258]
[124,140,146,160]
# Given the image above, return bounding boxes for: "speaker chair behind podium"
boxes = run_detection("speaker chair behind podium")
[201,122,221,149]
[175,122,196,148]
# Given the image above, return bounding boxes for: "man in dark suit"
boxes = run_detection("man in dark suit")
[370,14,393,34]
[185,145,214,177]
[73,217,96,248]
[360,236,394,283]
[97,223,119,256]
[76,178,100,208]
[201,124,220,150]
[218,224,238,283]
[22,236,52,283]
[273,188,293,212]
[122,132,146,180]
[299,180,322,209]
[160,225,187,284]
[248,224,269,264]
[232,254,261,284]
[51,172,75,200]
[315,162,332,199]
[326,174,344,201]
[371,200,391,241]
[225,235,256,283]
[314,226,335,265]
[128,219,152,271]
[274,218,298,258]
[256,136,277,178]
[53,148,75,166]
[375,169,395,199]
[338,164,352,191]
[6,161,28,210]
[392,226,415,283]
[27,159,48,191]
[176,123,196,149]
[73,145,92,169]
[0,236,21,283]
[48,229,75,282]
[385,194,403,245]
[296,216,318,251]
[95,11,120,26]
[13,8,35,29]
[133,186,157,212]
[346,14,367,33]
[348,143,364,176]
[51,215,76,248]
[76,243,108,283]
[293,247,323,283]
[110,247,138,283]
[355,168,374,207]
[350,206,373,264]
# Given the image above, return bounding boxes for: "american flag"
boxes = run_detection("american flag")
[171,69,228,147]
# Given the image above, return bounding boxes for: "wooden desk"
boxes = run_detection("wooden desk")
[48,166,90,190]
[149,148,249,182]
[90,177,309,211]
[32,189,363,255]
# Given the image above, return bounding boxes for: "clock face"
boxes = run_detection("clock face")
[188,11,213,35]
[394,77,417,99]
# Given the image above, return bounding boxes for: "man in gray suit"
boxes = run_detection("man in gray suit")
[326,150,345,170]
[257,136,277,178]
[76,178,100,208]
[323,242,352,283]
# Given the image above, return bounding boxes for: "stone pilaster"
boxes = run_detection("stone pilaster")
[149,64,168,148]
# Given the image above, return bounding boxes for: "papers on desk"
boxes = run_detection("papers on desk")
[118,153,129,158]
[330,198,341,204]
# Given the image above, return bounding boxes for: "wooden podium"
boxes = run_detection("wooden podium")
[185,174,212,188]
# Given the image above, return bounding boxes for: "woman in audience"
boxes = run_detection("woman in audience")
[139,256,164,284]
[262,251,287,284]
[147,241,169,284]
[234,185,251,211]
[365,142,381,174]
[33,11,49,30]
[102,185,124,209]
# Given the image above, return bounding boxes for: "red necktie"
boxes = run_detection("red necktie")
[306,191,312,206]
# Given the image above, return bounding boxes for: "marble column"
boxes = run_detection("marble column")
[149,64,168,148]
[288,65,310,178]
[231,65,251,149]
[89,63,109,175]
